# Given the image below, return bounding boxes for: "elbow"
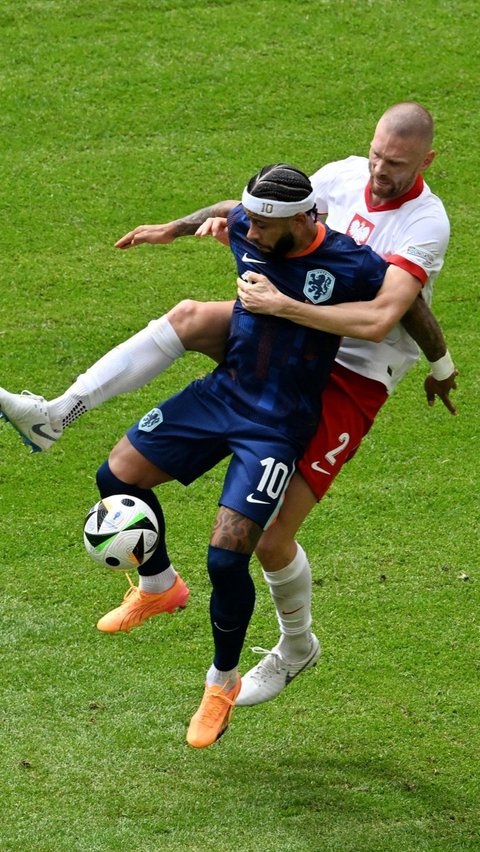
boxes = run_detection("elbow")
[361,321,393,343]
[366,311,399,343]
[369,325,389,343]
[357,318,389,343]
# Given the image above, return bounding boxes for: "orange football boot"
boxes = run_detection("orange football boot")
[96,573,189,634]
[187,676,241,748]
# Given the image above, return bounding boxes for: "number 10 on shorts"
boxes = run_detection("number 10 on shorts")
[256,457,292,499]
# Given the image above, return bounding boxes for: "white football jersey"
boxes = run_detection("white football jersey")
[310,156,450,392]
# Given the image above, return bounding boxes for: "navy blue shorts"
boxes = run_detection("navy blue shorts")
[127,382,298,529]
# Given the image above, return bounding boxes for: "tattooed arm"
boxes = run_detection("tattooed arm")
[114,200,239,249]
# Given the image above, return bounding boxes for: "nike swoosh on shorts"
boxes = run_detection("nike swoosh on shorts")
[310,461,332,474]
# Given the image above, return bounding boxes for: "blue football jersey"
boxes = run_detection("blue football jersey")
[200,205,387,447]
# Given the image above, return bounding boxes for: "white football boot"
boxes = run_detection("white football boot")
[237,633,321,706]
[0,388,63,452]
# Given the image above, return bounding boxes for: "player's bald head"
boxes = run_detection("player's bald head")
[368,102,436,201]
[377,102,434,151]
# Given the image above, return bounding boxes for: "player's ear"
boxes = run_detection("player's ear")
[293,212,309,229]
[421,149,435,172]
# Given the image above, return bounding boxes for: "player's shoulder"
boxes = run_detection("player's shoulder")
[227,202,244,221]
[324,220,366,246]
[323,223,384,264]
[403,180,450,238]
[419,179,449,217]
[227,203,248,233]
[310,155,368,186]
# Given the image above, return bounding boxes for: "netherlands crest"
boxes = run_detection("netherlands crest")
[139,407,164,432]
[303,269,335,304]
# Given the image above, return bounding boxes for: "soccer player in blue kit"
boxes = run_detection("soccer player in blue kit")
[93,163,407,748]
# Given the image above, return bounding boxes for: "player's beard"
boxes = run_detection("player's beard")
[263,232,296,259]
[368,168,415,201]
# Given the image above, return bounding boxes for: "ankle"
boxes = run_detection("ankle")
[206,665,238,691]
[277,631,313,661]
[139,566,176,593]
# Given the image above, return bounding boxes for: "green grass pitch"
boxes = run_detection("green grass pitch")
[0,1,478,850]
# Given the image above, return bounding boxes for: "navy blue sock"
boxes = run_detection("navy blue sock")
[207,545,255,671]
[96,460,170,576]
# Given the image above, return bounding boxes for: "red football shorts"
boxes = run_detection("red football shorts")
[298,362,389,500]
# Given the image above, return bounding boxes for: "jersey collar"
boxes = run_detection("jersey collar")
[365,173,424,212]
[287,222,326,258]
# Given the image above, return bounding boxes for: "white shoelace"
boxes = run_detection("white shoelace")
[248,647,284,682]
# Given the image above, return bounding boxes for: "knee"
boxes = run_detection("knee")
[207,545,251,587]
[107,437,136,484]
[207,545,255,616]
[167,299,203,349]
[167,299,230,361]
[97,437,153,491]
[255,524,297,572]
[96,454,136,495]
[255,529,278,570]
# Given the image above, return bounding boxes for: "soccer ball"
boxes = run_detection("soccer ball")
[83,494,159,571]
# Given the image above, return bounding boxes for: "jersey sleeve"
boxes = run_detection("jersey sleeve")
[385,211,450,285]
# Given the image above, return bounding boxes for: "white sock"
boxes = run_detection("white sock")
[47,316,185,429]
[262,543,313,660]
[138,565,177,594]
[206,664,239,691]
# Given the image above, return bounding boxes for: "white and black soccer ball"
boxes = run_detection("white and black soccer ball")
[83,494,159,571]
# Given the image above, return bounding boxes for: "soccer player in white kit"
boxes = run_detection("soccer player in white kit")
[0,103,457,705]
[234,102,454,704]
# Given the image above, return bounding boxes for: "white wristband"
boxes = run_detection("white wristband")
[430,350,454,381]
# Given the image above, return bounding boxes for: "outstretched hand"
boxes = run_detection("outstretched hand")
[195,217,230,246]
[115,224,177,249]
[424,370,459,415]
